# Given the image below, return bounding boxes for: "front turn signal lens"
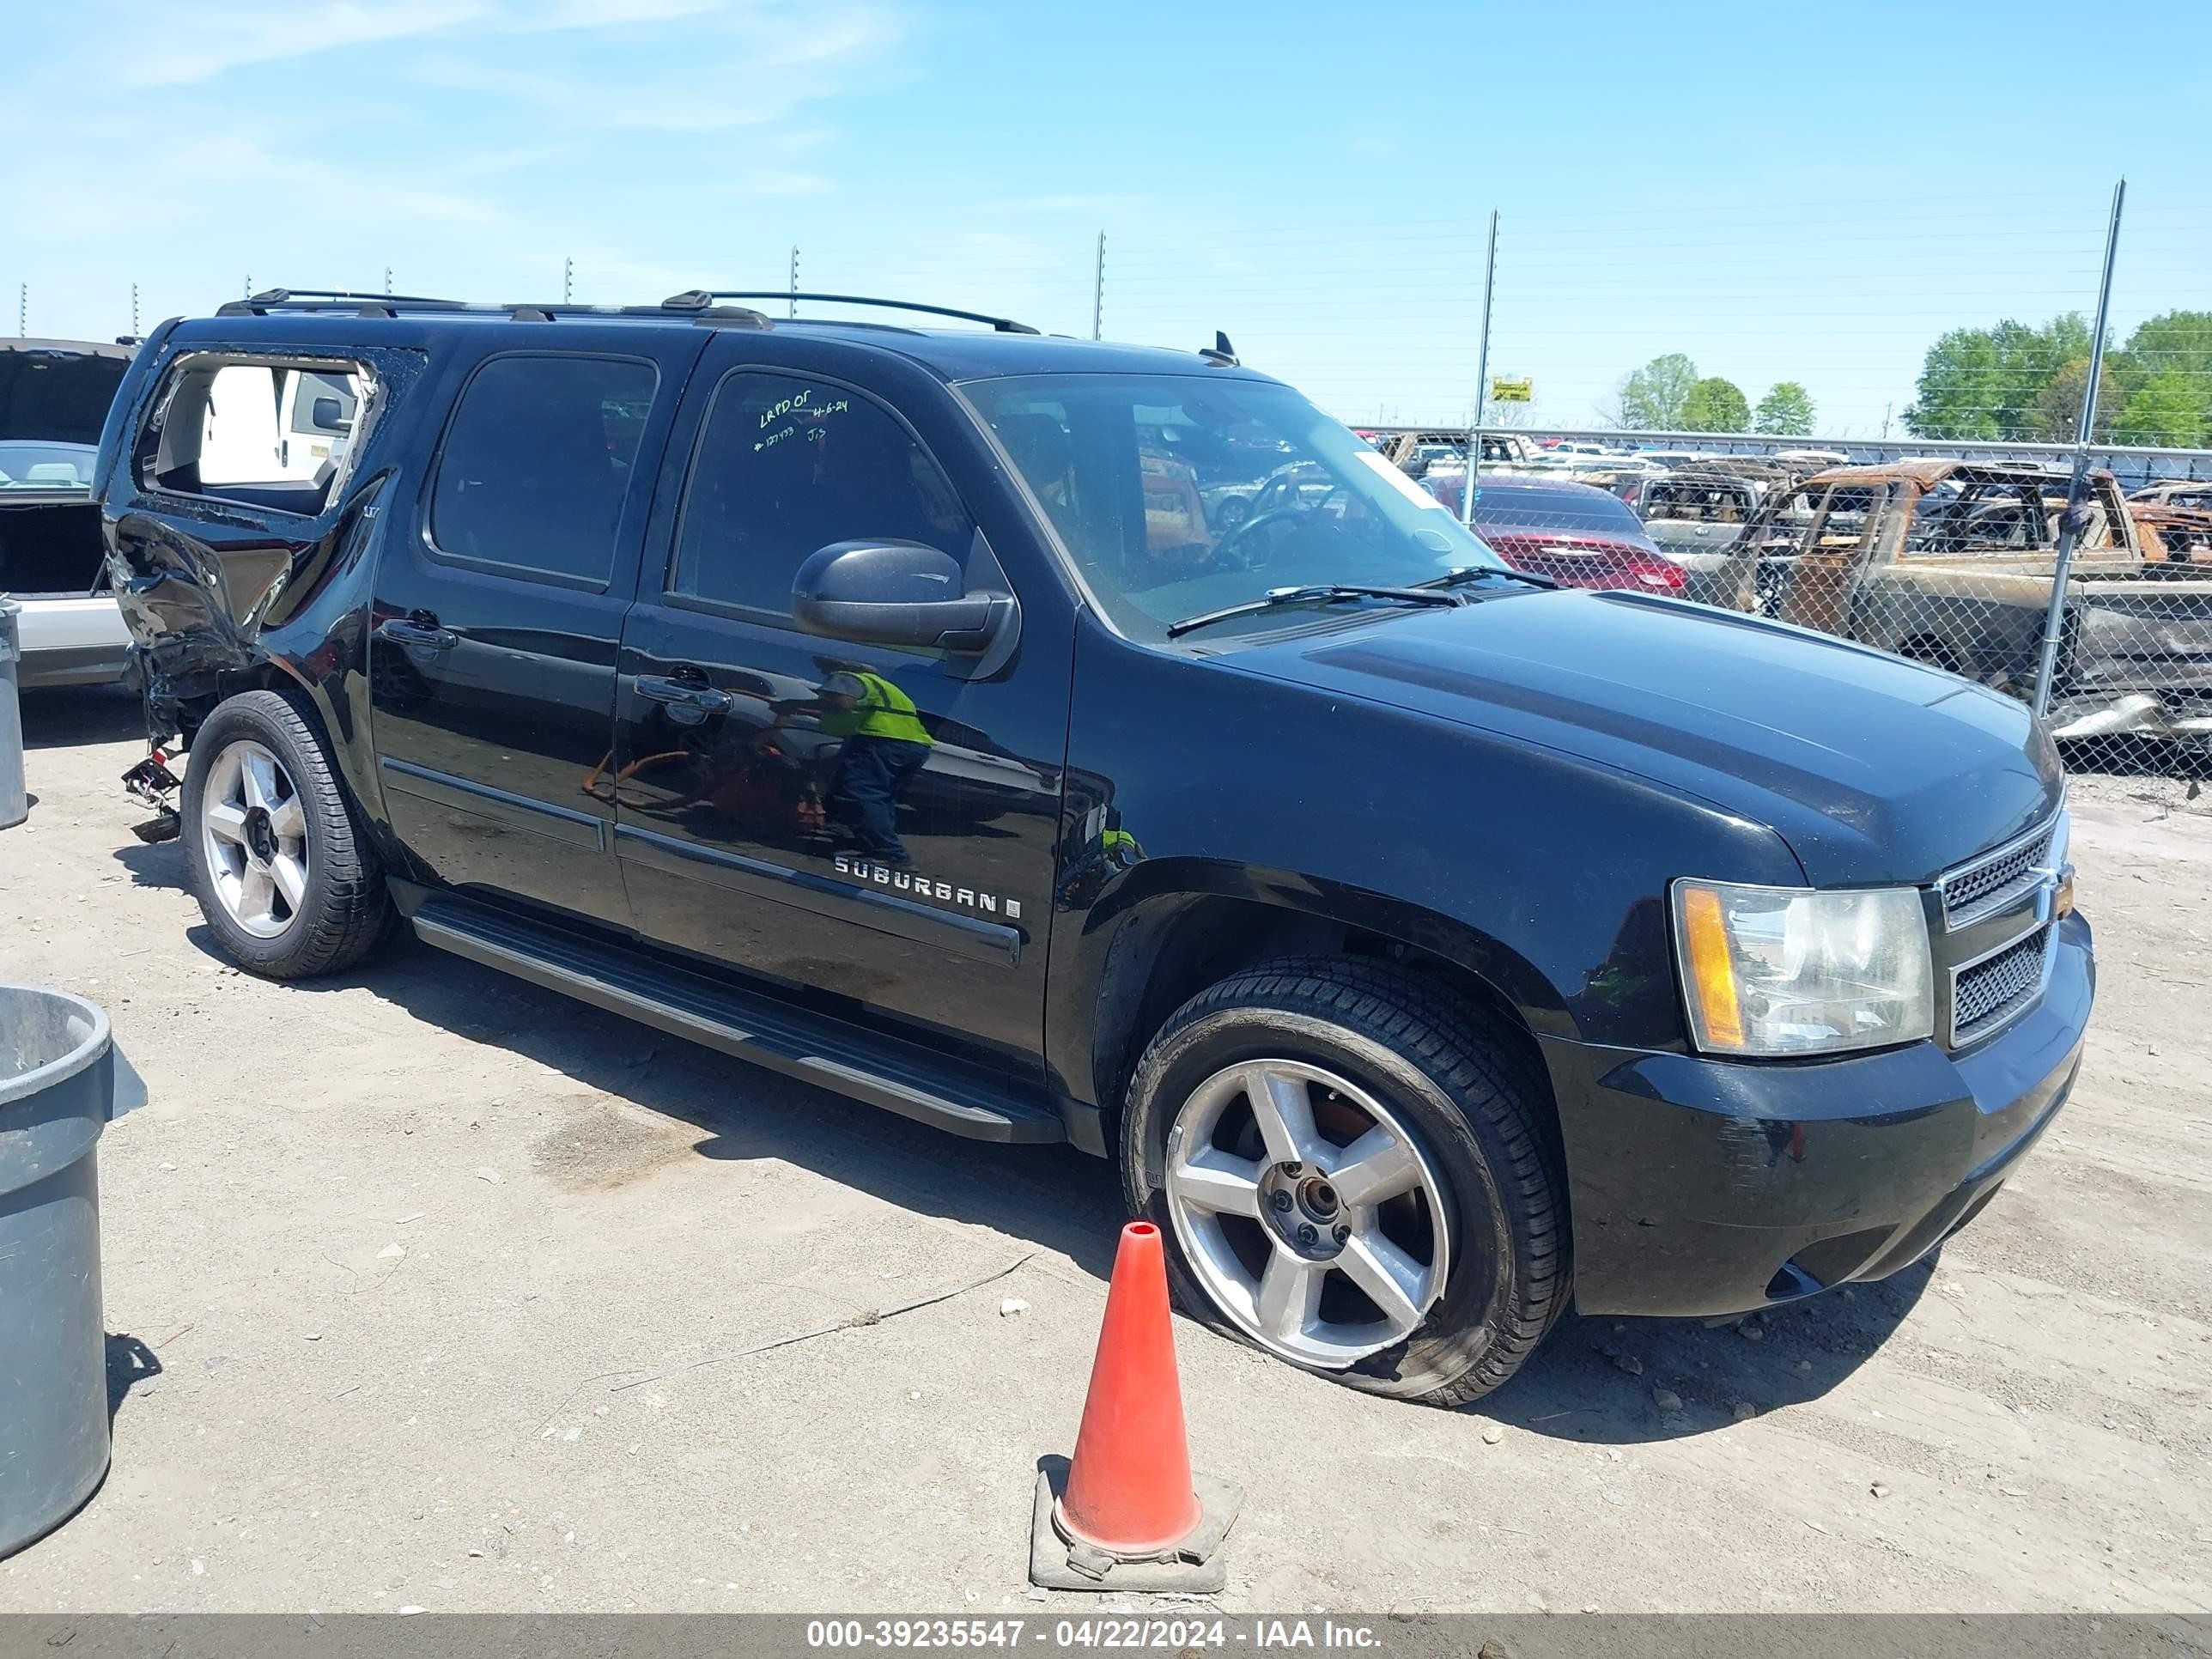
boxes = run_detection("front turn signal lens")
[1678,883,1745,1050]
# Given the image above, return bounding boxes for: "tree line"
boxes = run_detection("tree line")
[1903,310,2210,446]
[1607,354,1816,435]
[1604,310,2212,445]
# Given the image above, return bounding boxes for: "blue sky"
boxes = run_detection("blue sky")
[9,0,2209,434]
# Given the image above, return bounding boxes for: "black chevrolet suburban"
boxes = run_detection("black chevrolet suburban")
[95,289,2093,1405]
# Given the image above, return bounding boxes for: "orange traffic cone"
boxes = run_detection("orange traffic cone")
[1029,1222,1242,1592]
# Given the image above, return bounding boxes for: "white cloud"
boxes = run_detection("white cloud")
[511,0,731,27]
[113,0,488,88]
[407,2,905,133]
[3,0,913,340]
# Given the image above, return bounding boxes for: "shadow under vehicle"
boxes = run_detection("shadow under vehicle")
[1718,459,2212,745]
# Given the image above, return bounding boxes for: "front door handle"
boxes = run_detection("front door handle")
[379,616,458,649]
[635,674,732,714]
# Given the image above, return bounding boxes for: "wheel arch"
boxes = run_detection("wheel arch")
[1060,858,1561,1154]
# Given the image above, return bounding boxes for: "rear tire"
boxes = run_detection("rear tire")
[1120,957,1568,1406]
[181,689,395,980]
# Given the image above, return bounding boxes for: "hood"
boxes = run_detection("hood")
[1229,589,2063,887]
[0,339,134,446]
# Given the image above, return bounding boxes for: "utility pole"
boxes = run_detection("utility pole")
[562,256,574,305]
[1881,402,1892,441]
[131,284,140,337]
[1462,210,1498,528]
[1092,230,1106,342]
[2032,179,2126,718]
[244,275,252,299]
[17,283,25,337]
[788,245,799,318]
[384,266,392,295]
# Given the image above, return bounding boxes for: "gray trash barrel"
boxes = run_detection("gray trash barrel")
[0,599,23,830]
[0,988,121,1558]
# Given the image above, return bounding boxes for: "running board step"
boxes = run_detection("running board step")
[410,897,1066,1145]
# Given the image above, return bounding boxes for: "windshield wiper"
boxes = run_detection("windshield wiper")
[1415,564,1559,592]
[1165,583,1464,639]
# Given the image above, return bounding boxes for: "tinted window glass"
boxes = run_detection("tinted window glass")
[431,355,657,584]
[672,372,971,615]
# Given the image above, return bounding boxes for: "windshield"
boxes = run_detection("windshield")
[965,374,1507,642]
[0,441,98,490]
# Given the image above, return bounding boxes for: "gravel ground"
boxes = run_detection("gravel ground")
[3,684,2209,1614]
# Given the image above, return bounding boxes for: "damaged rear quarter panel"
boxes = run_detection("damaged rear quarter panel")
[103,340,431,818]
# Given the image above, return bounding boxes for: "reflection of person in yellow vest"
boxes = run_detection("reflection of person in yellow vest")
[817,667,933,866]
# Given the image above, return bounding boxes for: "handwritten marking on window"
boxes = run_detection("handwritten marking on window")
[753,392,853,453]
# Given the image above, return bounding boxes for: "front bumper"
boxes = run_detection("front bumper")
[1541,910,2094,1319]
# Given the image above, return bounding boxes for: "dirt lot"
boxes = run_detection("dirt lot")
[3,684,2209,1614]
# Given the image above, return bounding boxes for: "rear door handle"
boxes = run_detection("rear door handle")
[635,674,732,714]
[380,617,458,649]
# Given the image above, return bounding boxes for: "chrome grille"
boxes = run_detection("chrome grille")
[1942,817,2057,927]
[1952,927,2051,1044]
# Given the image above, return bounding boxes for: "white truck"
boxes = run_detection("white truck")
[1,339,135,688]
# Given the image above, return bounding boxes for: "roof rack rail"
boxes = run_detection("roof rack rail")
[214,288,773,329]
[218,288,472,318]
[673,290,1040,335]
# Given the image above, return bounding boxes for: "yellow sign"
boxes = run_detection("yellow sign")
[1490,377,1533,404]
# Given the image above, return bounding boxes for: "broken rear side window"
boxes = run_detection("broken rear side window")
[137,355,371,518]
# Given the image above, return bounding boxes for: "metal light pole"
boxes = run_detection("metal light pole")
[1462,210,1498,528]
[788,246,799,318]
[1092,231,1106,341]
[2031,179,2126,719]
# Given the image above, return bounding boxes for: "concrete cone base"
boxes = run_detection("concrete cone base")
[1028,1456,1243,1593]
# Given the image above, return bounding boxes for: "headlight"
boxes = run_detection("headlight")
[1671,879,1934,1057]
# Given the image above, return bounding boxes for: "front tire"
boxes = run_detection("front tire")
[182,689,394,979]
[1121,957,1568,1406]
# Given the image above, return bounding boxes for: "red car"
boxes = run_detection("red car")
[1424,472,1684,594]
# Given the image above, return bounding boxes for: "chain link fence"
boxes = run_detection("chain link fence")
[1363,436,2212,787]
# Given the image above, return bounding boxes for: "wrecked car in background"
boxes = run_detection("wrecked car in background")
[1420,473,1686,593]
[1717,459,2212,744]
[1370,428,1546,477]
[1,339,135,687]
[1632,459,1812,605]
[2130,480,2212,513]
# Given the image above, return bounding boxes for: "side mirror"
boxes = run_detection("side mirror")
[311,396,353,434]
[792,540,1014,654]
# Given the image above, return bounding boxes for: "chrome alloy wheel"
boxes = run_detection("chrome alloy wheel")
[1163,1059,1452,1368]
[200,738,310,939]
